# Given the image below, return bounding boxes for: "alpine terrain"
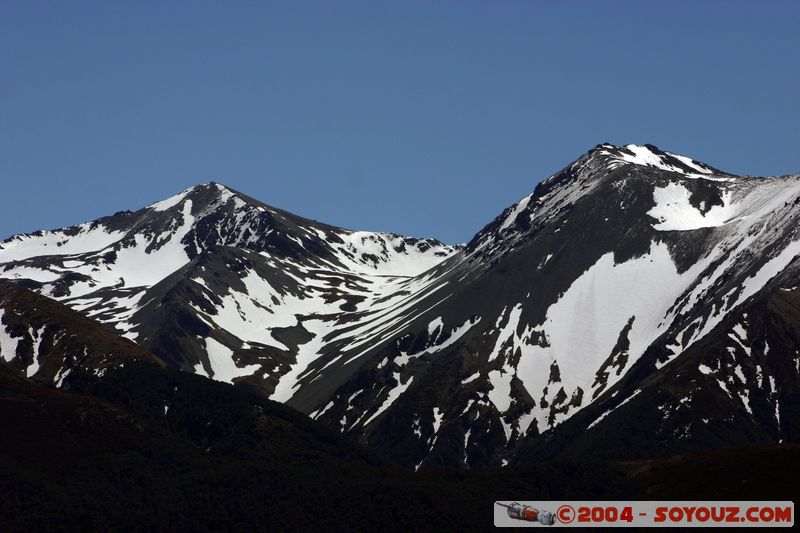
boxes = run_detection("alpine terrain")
[2,143,799,471]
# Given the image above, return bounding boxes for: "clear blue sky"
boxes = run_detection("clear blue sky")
[2,1,798,244]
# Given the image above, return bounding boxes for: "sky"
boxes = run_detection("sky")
[1,1,799,244]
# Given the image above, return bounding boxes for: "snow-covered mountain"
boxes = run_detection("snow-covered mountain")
[2,143,799,469]
[0,183,458,395]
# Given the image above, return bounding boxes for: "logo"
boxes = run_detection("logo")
[496,502,556,526]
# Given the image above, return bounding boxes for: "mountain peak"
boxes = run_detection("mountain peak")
[146,182,240,212]
[584,143,732,178]
[466,142,740,259]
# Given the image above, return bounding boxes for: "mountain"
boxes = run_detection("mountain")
[2,281,799,531]
[0,183,458,398]
[2,143,799,470]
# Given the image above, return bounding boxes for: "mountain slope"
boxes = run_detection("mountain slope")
[4,359,799,531]
[514,274,800,463]
[2,143,799,469]
[0,279,163,385]
[3,361,799,531]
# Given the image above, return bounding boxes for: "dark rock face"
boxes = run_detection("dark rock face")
[2,144,799,469]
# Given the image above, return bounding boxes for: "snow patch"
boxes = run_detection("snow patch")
[588,389,641,430]
[648,183,737,231]
[148,189,190,212]
[202,337,259,383]
[0,309,21,363]
[26,325,46,377]
[361,373,414,427]
[499,194,532,231]
[432,407,444,434]
[487,369,513,413]
[461,372,480,385]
